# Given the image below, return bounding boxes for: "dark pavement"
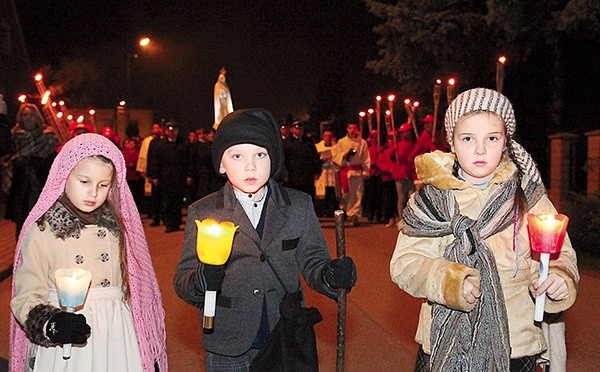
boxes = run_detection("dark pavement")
[0,217,598,370]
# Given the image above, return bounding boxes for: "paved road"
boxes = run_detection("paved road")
[0,218,598,370]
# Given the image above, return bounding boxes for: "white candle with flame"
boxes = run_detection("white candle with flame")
[54,268,92,358]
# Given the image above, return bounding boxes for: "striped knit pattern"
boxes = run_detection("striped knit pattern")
[444,88,542,185]
[402,182,514,371]
[401,160,546,371]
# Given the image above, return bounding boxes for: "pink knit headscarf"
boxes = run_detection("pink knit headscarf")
[10,133,167,372]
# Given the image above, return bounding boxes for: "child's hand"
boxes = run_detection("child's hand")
[463,277,481,305]
[531,273,568,300]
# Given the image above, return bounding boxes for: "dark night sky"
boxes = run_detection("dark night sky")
[15,1,397,132]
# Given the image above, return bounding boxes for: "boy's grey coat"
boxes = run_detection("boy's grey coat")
[174,178,336,356]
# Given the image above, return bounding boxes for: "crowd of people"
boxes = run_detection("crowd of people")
[0,90,446,236]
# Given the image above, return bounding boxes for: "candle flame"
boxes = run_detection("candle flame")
[527,213,569,254]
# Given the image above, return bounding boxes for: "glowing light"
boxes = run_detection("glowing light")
[448,78,456,86]
[41,91,51,105]
[498,55,507,64]
[387,94,395,102]
[18,95,27,103]
[34,73,43,82]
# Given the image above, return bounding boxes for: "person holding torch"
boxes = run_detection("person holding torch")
[174,109,357,371]
[390,88,579,372]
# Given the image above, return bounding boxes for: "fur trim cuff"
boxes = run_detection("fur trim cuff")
[25,304,61,347]
[441,262,480,311]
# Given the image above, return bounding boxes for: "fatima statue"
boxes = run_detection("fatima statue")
[213,67,233,129]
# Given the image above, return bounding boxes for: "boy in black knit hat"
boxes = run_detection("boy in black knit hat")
[174,108,357,370]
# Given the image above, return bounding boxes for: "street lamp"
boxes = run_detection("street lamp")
[126,37,151,107]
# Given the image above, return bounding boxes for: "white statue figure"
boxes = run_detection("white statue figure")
[213,67,233,129]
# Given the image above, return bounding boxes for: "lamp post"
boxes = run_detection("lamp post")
[126,37,151,107]
[367,108,374,133]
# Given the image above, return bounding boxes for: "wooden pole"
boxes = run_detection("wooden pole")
[334,209,347,372]
[432,81,441,142]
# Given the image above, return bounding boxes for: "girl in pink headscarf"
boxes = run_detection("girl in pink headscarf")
[10,133,167,372]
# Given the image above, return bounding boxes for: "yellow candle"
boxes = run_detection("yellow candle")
[196,219,238,265]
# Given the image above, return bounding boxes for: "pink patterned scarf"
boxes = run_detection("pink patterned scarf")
[10,133,167,372]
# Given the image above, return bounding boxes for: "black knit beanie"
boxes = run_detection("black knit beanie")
[212,108,285,181]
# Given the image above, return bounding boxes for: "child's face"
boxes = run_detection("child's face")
[65,157,114,213]
[219,143,271,194]
[452,112,506,184]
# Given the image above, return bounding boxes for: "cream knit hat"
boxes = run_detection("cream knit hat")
[444,87,542,185]
[444,87,515,147]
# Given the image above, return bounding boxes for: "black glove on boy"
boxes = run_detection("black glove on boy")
[195,263,226,291]
[324,257,357,290]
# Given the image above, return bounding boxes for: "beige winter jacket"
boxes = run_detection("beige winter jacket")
[390,151,579,359]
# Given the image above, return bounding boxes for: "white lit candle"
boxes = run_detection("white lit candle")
[54,268,92,358]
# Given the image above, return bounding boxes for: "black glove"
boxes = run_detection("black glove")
[46,312,91,345]
[195,263,226,291]
[324,257,357,290]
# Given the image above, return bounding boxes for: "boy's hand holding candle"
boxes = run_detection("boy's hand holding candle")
[195,219,238,330]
